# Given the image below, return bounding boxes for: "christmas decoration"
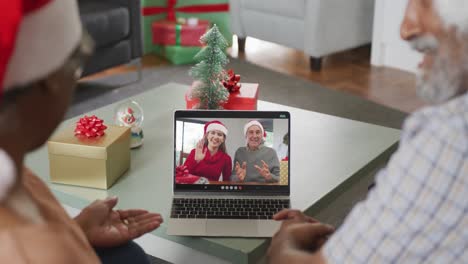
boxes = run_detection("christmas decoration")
[186,82,259,110]
[152,19,210,47]
[114,100,144,148]
[190,24,229,109]
[141,0,231,55]
[223,69,241,93]
[279,161,289,185]
[174,165,209,184]
[49,125,131,189]
[74,115,107,138]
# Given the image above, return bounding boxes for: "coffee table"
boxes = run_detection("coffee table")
[26,82,400,263]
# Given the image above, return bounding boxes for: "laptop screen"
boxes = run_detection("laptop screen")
[174,110,290,194]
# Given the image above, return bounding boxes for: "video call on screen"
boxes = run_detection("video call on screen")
[175,118,289,186]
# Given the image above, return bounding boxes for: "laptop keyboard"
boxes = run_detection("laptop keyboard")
[170,198,290,219]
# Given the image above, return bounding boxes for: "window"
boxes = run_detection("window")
[176,120,205,165]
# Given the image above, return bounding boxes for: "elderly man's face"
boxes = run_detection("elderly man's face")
[246,125,262,149]
[401,0,468,103]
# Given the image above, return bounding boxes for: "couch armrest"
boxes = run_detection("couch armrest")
[113,0,142,59]
[304,0,375,57]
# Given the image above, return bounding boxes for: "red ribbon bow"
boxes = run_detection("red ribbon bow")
[223,69,241,93]
[74,115,107,138]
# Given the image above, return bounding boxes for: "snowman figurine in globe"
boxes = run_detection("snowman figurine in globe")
[114,100,144,148]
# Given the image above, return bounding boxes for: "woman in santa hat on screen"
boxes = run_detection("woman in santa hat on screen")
[231,120,280,183]
[0,1,161,263]
[183,120,232,182]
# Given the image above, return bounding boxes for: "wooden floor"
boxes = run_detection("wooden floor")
[87,36,426,113]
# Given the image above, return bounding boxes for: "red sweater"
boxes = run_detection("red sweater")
[183,148,232,182]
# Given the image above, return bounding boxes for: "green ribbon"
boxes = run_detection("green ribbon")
[175,24,182,46]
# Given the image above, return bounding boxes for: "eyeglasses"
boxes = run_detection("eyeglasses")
[0,29,95,105]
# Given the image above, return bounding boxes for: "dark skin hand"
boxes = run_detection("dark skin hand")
[267,209,335,264]
[75,196,163,248]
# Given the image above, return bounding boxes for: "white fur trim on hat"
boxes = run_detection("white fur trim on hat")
[434,0,468,32]
[244,120,265,137]
[0,149,16,202]
[206,123,228,136]
[3,0,82,90]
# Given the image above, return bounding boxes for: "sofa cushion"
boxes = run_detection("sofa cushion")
[79,2,130,49]
[241,0,305,19]
[82,40,131,76]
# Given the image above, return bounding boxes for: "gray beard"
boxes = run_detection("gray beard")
[416,48,466,104]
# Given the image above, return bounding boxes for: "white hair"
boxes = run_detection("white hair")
[435,0,468,32]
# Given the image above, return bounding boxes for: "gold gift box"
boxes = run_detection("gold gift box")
[48,125,131,189]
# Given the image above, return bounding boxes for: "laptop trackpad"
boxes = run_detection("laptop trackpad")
[206,219,258,237]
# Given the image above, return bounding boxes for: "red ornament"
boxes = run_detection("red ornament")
[74,115,108,138]
[223,69,241,93]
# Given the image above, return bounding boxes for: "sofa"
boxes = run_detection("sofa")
[78,0,142,77]
[229,0,375,71]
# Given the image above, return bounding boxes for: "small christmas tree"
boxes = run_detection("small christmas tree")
[190,24,229,109]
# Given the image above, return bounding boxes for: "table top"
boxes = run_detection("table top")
[26,82,401,264]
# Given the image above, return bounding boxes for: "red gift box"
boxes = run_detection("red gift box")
[185,83,259,110]
[152,19,210,46]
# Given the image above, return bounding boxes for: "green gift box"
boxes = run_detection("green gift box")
[142,0,231,58]
[163,45,202,65]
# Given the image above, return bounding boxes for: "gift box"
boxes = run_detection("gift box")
[47,125,131,189]
[152,19,210,46]
[185,82,259,110]
[279,161,289,185]
[163,45,202,64]
[142,0,231,55]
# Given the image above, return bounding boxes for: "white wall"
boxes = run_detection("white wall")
[371,0,422,73]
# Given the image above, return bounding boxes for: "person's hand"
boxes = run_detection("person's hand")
[75,196,163,248]
[254,160,272,181]
[235,161,247,181]
[272,209,332,249]
[194,139,206,163]
[267,209,334,263]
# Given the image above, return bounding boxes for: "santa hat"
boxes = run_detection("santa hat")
[0,0,81,201]
[204,120,228,136]
[434,0,468,32]
[244,120,266,138]
[0,0,82,94]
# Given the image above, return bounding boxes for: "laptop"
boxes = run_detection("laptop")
[167,110,291,237]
